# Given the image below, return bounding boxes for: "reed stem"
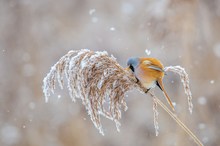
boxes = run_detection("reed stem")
[149,92,204,146]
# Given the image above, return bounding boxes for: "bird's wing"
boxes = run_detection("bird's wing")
[148,65,164,72]
[142,60,164,72]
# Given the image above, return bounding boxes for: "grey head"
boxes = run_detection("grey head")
[126,57,140,72]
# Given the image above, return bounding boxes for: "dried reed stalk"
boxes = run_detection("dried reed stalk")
[164,66,193,114]
[43,49,203,146]
[43,49,137,135]
[152,95,159,136]
[150,94,203,146]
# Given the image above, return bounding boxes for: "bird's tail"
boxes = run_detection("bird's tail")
[156,79,175,111]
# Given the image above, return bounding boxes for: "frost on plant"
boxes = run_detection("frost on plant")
[42,49,195,139]
[164,66,193,114]
[152,94,159,136]
[43,49,137,135]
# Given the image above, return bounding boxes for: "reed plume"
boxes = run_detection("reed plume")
[43,49,203,146]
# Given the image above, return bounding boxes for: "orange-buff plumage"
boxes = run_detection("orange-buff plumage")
[127,57,175,111]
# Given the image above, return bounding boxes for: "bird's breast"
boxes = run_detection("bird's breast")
[142,80,156,89]
[135,68,157,89]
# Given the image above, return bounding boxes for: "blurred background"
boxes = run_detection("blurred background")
[1,0,220,145]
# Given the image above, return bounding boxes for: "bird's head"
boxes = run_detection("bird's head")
[126,57,140,72]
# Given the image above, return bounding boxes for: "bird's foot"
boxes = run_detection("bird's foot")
[135,77,139,83]
[145,88,150,94]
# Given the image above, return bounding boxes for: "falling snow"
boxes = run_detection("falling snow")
[89,8,98,23]
[145,49,151,56]
[172,102,177,107]
[89,9,96,15]
[198,96,207,105]
[210,80,215,84]
[110,27,116,31]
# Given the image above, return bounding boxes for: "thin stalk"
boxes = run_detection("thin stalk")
[149,92,204,146]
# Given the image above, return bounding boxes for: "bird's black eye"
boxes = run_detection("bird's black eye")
[129,65,134,72]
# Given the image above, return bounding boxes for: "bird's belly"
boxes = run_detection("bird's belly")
[135,68,157,89]
[140,80,156,89]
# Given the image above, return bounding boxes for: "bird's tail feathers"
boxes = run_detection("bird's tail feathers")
[156,79,175,111]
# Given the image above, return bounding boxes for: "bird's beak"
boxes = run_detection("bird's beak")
[125,67,130,71]
[157,79,175,111]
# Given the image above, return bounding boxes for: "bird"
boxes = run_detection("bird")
[126,57,175,111]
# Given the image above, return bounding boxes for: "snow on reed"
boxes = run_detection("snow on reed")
[43,49,137,135]
[43,49,202,146]
[164,66,193,114]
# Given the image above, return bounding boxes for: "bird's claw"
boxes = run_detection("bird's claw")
[145,89,150,94]
[135,77,139,83]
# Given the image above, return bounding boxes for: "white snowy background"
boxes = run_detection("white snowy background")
[1,0,220,146]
